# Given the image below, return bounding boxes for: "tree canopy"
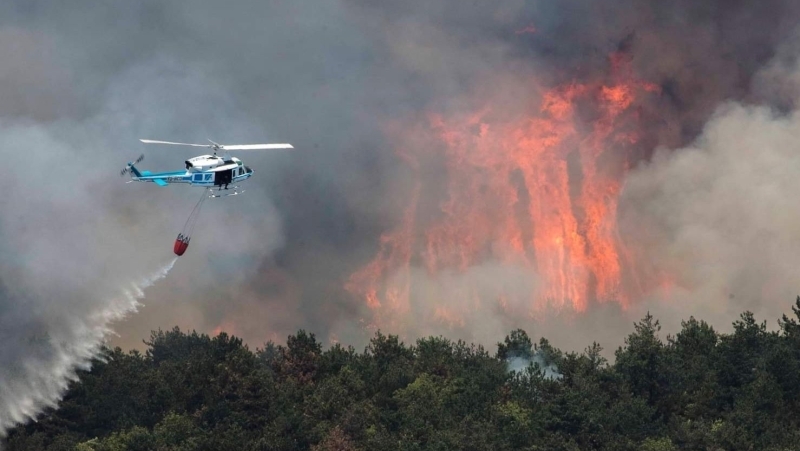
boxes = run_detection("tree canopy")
[7,299,800,451]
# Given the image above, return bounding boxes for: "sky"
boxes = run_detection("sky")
[3,0,800,434]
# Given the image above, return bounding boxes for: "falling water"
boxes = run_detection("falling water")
[0,258,178,437]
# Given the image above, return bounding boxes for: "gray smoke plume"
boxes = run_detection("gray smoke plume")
[4,1,800,436]
[617,36,800,335]
[0,9,289,437]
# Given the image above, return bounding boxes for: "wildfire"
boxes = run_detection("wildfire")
[347,53,662,331]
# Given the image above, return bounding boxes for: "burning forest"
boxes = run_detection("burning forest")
[6,0,800,440]
[336,1,800,344]
[347,52,667,330]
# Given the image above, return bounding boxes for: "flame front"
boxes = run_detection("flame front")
[347,54,662,330]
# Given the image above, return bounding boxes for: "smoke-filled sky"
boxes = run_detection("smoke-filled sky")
[3,0,800,435]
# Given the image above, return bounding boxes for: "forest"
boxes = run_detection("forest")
[6,299,800,451]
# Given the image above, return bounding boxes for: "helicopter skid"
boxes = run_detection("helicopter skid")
[207,186,244,198]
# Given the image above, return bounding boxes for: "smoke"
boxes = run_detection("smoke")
[0,9,287,437]
[507,355,562,380]
[4,1,800,435]
[333,1,800,353]
[618,41,800,333]
[0,76,199,435]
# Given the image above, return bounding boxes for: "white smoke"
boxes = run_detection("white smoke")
[0,259,177,436]
[507,354,562,380]
[617,41,800,333]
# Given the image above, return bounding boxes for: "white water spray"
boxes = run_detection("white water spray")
[0,258,178,437]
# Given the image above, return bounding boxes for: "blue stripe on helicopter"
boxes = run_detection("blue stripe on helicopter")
[153,179,168,187]
[144,171,188,177]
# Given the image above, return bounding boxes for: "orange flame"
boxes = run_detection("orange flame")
[348,53,663,330]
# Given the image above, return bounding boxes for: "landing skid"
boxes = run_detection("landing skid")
[207,186,244,198]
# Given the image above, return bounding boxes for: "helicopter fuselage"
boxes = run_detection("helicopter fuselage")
[127,155,253,188]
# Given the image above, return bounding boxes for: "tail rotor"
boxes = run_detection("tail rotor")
[120,154,144,177]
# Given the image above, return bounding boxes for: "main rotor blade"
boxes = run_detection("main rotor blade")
[140,139,212,148]
[221,144,294,150]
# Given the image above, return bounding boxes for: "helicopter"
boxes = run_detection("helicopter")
[121,139,293,197]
